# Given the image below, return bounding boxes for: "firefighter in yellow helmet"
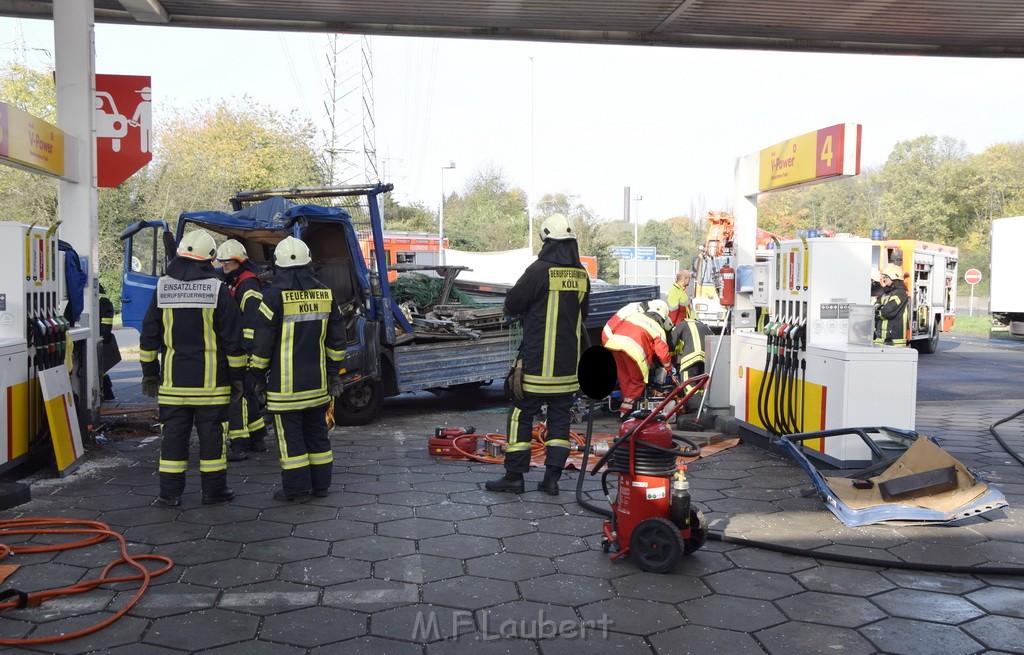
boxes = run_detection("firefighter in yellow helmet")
[216,239,268,460]
[875,263,910,346]
[140,229,247,507]
[249,236,347,502]
[486,213,590,495]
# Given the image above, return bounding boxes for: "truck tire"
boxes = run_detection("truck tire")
[913,318,940,355]
[334,378,383,425]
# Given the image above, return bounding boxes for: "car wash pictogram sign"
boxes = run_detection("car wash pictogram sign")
[95,74,152,188]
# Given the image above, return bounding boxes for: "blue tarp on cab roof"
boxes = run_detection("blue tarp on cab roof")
[178,198,355,233]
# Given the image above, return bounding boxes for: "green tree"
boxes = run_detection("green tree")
[443,165,528,251]
[380,193,437,232]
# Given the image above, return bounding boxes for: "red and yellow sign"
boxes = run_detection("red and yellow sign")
[758,123,856,192]
[0,102,65,178]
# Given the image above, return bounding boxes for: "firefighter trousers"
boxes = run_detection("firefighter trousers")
[227,385,267,448]
[272,404,333,494]
[612,350,646,416]
[158,404,229,498]
[504,393,572,474]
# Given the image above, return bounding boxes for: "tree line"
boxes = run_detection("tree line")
[2,61,1017,306]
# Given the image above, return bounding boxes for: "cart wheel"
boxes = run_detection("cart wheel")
[684,509,708,555]
[629,517,685,573]
[601,538,612,553]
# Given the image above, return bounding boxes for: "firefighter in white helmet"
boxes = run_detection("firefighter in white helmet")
[140,229,247,507]
[216,239,268,460]
[249,236,347,502]
[486,213,590,496]
[604,299,673,419]
[875,263,909,346]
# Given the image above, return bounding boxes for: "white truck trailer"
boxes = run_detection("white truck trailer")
[991,216,1024,336]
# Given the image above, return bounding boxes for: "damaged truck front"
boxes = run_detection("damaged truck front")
[121,183,659,426]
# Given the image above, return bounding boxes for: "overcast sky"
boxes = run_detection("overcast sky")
[4,18,1024,223]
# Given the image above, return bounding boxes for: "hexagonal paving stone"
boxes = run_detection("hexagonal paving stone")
[345,480,413,494]
[723,547,817,574]
[123,520,211,546]
[422,575,521,610]
[611,571,711,604]
[377,517,457,540]
[259,503,339,525]
[411,480,481,494]
[375,554,465,584]
[415,501,491,521]
[679,595,786,632]
[648,625,765,655]
[335,503,415,523]
[419,534,501,559]
[971,539,1024,565]
[861,617,985,655]
[331,535,417,562]
[459,517,537,539]
[324,578,419,612]
[775,591,886,628]
[293,518,376,542]
[793,565,896,596]
[872,588,985,624]
[124,585,219,619]
[449,489,520,506]
[704,567,803,600]
[503,532,589,558]
[260,606,367,647]
[490,501,566,520]
[880,570,986,595]
[577,597,685,636]
[371,603,475,643]
[217,580,319,616]
[279,556,370,586]
[152,538,242,566]
[966,586,1024,618]
[538,629,650,654]
[241,536,329,563]
[377,491,448,507]
[671,550,736,577]
[553,550,635,579]
[534,514,605,537]
[312,636,422,655]
[145,608,260,651]
[467,553,556,581]
[756,621,876,655]
[77,492,162,511]
[887,541,988,568]
[208,519,293,543]
[520,574,615,606]
[205,641,306,655]
[476,601,580,639]
[961,614,1024,653]
[429,638,540,655]
[176,505,261,526]
[179,558,279,588]
[101,505,188,527]
[19,614,149,655]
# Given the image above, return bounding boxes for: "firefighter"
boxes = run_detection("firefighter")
[605,300,673,419]
[140,229,247,507]
[601,300,648,345]
[98,283,117,401]
[669,318,714,408]
[249,236,347,502]
[666,269,692,325]
[875,263,910,346]
[486,213,590,496]
[216,239,268,461]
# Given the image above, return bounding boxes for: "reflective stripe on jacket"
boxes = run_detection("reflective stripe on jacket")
[666,282,690,324]
[604,313,670,381]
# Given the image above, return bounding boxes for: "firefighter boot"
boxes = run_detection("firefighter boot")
[226,439,249,462]
[200,471,235,505]
[485,471,525,494]
[249,427,269,452]
[538,465,562,496]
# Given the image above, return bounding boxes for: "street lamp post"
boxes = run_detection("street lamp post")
[633,193,642,285]
[439,161,455,265]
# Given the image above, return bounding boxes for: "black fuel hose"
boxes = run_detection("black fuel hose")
[988,407,1024,467]
[574,398,612,518]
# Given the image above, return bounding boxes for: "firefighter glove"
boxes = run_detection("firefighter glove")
[328,373,345,397]
[246,370,267,406]
[230,379,244,403]
[141,376,160,398]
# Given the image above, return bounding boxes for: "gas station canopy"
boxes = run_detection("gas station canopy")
[4,0,1024,58]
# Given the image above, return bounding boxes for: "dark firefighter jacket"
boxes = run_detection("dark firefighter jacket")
[875,278,910,346]
[670,319,714,373]
[140,258,247,406]
[249,267,347,413]
[224,262,263,351]
[504,239,590,396]
[98,283,114,339]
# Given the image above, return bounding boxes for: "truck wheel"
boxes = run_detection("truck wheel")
[914,318,940,355]
[334,378,383,425]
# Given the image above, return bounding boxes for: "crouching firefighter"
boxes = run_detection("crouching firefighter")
[604,300,673,419]
[249,237,347,502]
[486,214,590,496]
[140,230,247,507]
[216,239,268,461]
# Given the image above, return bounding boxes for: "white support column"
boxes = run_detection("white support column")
[729,151,760,411]
[53,0,100,415]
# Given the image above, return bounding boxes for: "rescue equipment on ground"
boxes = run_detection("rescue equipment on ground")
[429,426,478,457]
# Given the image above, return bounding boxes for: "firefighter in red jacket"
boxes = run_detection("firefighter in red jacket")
[486,214,590,495]
[249,237,347,502]
[604,299,673,418]
[217,239,269,461]
[140,230,247,507]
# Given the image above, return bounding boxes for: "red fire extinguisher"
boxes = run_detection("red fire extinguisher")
[719,264,735,307]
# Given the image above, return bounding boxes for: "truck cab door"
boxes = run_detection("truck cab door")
[120,220,171,332]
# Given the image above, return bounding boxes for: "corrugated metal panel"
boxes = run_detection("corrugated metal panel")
[395,331,516,392]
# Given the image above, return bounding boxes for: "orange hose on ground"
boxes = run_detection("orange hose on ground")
[0,518,173,646]
[450,423,586,463]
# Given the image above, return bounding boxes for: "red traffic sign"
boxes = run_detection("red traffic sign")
[95,74,152,188]
[964,268,983,285]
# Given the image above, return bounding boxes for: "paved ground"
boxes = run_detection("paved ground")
[2,333,1024,654]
